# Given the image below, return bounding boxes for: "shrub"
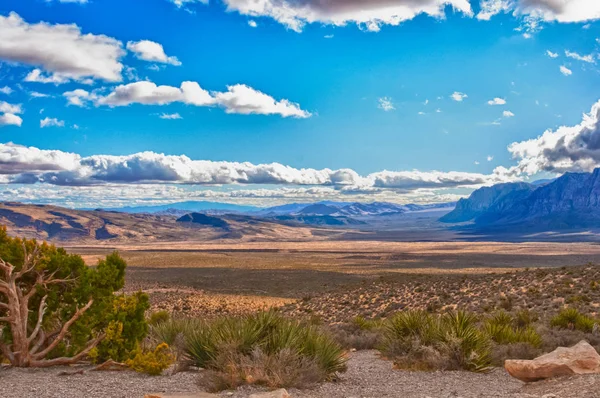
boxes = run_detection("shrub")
[126,343,174,375]
[151,311,346,390]
[0,229,149,367]
[482,312,542,348]
[149,310,170,326]
[381,310,491,372]
[550,308,597,333]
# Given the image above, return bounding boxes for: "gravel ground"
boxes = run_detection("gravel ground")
[1,351,599,398]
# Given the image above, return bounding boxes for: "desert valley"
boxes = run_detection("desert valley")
[3,1,600,397]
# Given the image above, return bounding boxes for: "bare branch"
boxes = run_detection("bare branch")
[32,299,94,360]
[27,295,48,345]
[29,333,105,368]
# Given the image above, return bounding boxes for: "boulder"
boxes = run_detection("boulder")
[505,340,600,382]
[249,389,291,398]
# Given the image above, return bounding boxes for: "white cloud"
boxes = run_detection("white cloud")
[0,12,124,83]
[126,40,181,66]
[565,50,595,63]
[0,113,22,127]
[378,97,395,112]
[214,84,311,118]
[546,50,559,58]
[170,0,208,7]
[487,97,506,105]
[474,161,480,165]
[487,155,494,161]
[29,91,50,98]
[159,112,182,119]
[508,99,600,175]
[40,117,65,128]
[503,110,515,117]
[69,81,311,118]
[324,34,334,39]
[451,91,468,102]
[0,142,516,190]
[0,101,22,114]
[220,0,473,32]
[477,0,600,23]
[0,86,13,95]
[248,20,258,28]
[560,65,573,76]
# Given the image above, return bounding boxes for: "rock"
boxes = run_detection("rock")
[248,389,291,398]
[505,340,600,382]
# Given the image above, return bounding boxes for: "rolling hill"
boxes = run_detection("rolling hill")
[0,202,335,243]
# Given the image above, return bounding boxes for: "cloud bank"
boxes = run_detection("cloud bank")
[0,143,515,191]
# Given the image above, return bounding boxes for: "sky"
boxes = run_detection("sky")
[0,0,600,208]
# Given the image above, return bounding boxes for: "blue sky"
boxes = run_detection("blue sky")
[0,0,599,208]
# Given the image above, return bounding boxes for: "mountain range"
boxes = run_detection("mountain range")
[441,168,600,230]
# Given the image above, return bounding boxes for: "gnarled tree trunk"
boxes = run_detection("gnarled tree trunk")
[0,243,104,367]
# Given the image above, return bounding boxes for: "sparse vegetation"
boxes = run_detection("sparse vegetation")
[148,311,347,390]
[126,342,174,376]
[550,308,598,333]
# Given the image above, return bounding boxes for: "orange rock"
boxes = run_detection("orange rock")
[505,340,600,382]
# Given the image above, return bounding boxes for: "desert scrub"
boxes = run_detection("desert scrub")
[550,308,598,333]
[151,311,346,390]
[148,310,171,326]
[381,310,492,372]
[328,316,385,350]
[483,312,542,348]
[126,343,174,375]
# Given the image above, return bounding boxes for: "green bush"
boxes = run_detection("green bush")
[483,312,542,348]
[0,228,149,366]
[148,310,170,326]
[150,311,346,390]
[126,342,174,375]
[381,310,491,372]
[551,308,597,333]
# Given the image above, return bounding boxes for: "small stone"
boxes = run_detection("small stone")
[248,389,291,398]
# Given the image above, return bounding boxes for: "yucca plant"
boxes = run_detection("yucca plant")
[440,311,491,372]
[551,308,597,333]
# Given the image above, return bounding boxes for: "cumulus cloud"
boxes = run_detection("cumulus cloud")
[378,97,395,111]
[126,40,181,66]
[487,97,506,105]
[560,65,573,76]
[0,143,516,190]
[214,84,311,117]
[248,20,258,28]
[0,86,13,95]
[477,0,600,23]
[0,114,22,127]
[503,110,515,117]
[451,92,468,102]
[508,99,600,175]
[546,50,559,58]
[0,101,22,115]
[65,81,311,118]
[0,12,125,83]
[40,117,65,128]
[220,0,473,32]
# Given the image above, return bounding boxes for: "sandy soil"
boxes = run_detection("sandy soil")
[2,351,598,398]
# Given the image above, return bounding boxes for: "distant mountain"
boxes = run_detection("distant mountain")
[440,182,535,223]
[0,202,329,243]
[440,169,600,229]
[258,201,455,218]
[273,215,367,226]
[103,201,260,214]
